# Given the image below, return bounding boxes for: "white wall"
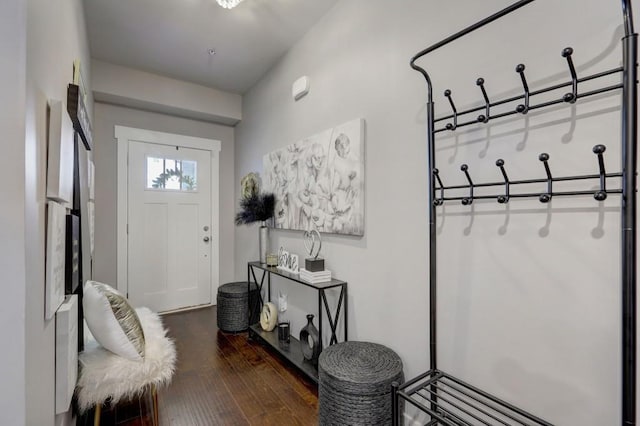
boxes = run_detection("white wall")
[92,102,236,291]
[235,1,638,424]
[0,0,27,424]
[92,60,242,126]
[25,0,92,424]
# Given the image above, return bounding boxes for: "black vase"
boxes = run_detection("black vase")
[299,314,322,365]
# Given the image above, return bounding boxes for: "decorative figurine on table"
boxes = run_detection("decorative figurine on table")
[300,314,322,366]
[277,292,290,346]
[277,246,299,274]
[260,302,277,331]
[303,229,324,272]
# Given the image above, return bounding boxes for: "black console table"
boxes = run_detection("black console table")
[247,261,348,383]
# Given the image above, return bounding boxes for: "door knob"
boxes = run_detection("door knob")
[203,236,210,242]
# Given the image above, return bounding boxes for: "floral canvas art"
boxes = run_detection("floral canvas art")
[263,118,364,236]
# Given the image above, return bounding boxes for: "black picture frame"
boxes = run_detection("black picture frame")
[67,84,92,151]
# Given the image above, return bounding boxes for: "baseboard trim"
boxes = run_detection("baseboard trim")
[160,303,213,315]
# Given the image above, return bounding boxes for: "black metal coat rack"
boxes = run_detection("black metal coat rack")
[391,1,638,425]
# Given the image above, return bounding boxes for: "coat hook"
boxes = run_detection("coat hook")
[562,47,578,103]
[538,153,552,203]
[593,144,608,201]
[460,164,474,205]
[496,159,510,203]
[433,168,445,206]
[515,64,530,114]
[444,90,458,130]
[476,78,490,123]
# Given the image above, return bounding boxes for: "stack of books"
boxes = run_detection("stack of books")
[299,268,332,284]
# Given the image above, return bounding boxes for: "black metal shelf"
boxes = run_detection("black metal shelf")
[248,324,319,384]
[248,262,348,346]
[394,370,552,426]
[248,261,347,290]
[247,262,348,383]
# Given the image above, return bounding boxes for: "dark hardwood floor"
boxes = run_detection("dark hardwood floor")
[83,305,318,426]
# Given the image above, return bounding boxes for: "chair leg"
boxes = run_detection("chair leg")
[152,384,159,426]
[93,403,102,426]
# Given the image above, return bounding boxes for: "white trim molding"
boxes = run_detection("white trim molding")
[115,125,221,305]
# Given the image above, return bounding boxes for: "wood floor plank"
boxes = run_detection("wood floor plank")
[214,338,271,420]
[250,339,319,403]
[217,331,300,419]
[159,368,250,426]
[247,407,305,426]
[224,333,318,423]
[221,333,312,425]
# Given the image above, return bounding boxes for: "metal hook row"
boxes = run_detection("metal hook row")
[433,144,613,206]
[443,47,579,130]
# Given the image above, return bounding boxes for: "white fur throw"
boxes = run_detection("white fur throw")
[76,308,176,413]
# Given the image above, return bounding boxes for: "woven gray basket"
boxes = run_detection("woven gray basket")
[216,281,259,332]
[318,341,404,426]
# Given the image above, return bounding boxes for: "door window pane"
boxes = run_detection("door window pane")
[146,156,197,191]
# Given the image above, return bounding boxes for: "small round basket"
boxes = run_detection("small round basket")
[318,341,404,425]
[216,281,259,332]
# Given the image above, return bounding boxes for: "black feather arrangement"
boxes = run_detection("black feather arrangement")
[235,193,275,225]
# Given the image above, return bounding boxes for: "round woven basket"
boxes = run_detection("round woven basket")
[318,341,404,425]
[216,281,259,332]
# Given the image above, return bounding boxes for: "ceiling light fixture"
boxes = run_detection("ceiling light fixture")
[216,0,243,9]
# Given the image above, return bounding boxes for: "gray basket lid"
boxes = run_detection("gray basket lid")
[218,281,258,298]
[319,341,403,389]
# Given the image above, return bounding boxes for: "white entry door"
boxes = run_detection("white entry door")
[127,140,212,312]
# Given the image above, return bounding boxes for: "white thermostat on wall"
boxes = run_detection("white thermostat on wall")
[292,76,310,101]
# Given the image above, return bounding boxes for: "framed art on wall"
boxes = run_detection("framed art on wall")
[77,136,93,281]
[68,60,92,150]
[263,118,365,236]
[65,214,80,294]
[55,294,78,414]
[45,201,67,320]
[46,100,75,204]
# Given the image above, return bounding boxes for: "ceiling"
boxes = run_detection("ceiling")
[83,0,339,94]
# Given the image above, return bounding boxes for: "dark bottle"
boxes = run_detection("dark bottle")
[300,314,322,366]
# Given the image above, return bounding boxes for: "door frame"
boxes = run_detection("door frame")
[115,125,221,302]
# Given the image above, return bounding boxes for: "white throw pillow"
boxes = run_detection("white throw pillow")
[83,281,145,361]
